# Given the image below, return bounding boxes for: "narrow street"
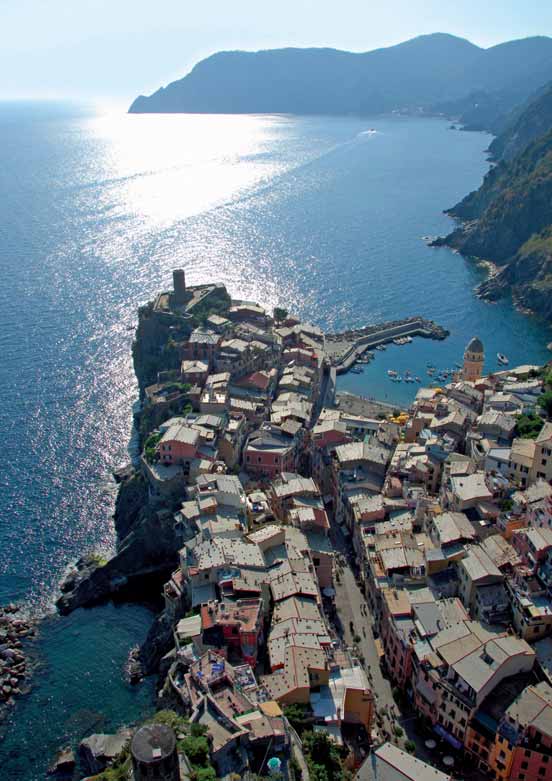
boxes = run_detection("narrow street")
[330,526,399,739]
[328,524,477,775]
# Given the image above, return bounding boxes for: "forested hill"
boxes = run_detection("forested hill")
[129,34,552,123]
[435,126,552,322]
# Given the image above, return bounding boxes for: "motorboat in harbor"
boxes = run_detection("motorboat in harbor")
[375,344,386,351]
[387,369,398,377]
[497,353,509,365]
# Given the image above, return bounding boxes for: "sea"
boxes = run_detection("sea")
[0,101,550,778]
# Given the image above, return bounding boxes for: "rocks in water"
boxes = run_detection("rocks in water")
[58,553,101,596]
[113,462,135,484]
[126,646,144,684]
[79,729,132,774]
[47,746,76,777]
[0,604,34,710]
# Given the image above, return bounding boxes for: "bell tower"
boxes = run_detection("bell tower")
[462,336,484,382]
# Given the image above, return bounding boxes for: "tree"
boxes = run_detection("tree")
[538,391,552,418]
[516,413,544,439]
[190,723,208,738]
[144,431,162,463]
[194,768,216,781]
[284,703,312,735]
[405,740,416,754]
[302,731,345,781]
[274,307,288,322]
[182,736,210,767]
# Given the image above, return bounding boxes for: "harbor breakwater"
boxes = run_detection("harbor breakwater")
[325,316,449,374]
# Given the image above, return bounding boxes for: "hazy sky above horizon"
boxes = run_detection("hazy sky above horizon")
[3,0,552,101]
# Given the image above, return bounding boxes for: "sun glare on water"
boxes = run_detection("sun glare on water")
[87,109,290,226]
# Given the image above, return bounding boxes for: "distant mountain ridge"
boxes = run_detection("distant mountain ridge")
[129,33,552,122]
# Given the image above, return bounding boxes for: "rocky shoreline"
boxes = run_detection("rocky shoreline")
[0,605,36,727]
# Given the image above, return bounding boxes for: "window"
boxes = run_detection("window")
[543,756,549,764]
[539,768,546,777]
[543,459,548,466]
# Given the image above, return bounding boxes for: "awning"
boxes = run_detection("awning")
[374,639,384,659]
[434,724,462,751]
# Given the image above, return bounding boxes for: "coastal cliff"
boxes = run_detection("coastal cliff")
[132,300,189,394]
[57,473,180,615]
[57,297,189,615]
[433,125,552,322]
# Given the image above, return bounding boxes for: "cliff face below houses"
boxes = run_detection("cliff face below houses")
[56,473,180,616]
[132,300,190,394]
[57,296,197,674]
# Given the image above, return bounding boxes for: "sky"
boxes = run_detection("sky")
[2,0,552,102]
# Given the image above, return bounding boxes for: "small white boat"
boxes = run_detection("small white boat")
[497,353,509,365]
[387,369,398,377]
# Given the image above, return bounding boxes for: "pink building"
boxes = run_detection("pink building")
[158,422,200,465]
[379,589,414,687]
[244,424,297,479]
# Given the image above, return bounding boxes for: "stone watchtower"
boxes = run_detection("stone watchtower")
[172,268,187,305]
[131,724,180,781]
[462,336,484,382]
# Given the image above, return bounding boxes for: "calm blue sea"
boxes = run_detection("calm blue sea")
[0,101,550,778]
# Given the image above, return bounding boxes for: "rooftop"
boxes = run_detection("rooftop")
[357,742,451,781]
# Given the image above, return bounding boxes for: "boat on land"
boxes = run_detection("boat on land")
[497,353,509,365]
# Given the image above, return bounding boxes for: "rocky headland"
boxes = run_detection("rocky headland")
[432,106,552,324]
